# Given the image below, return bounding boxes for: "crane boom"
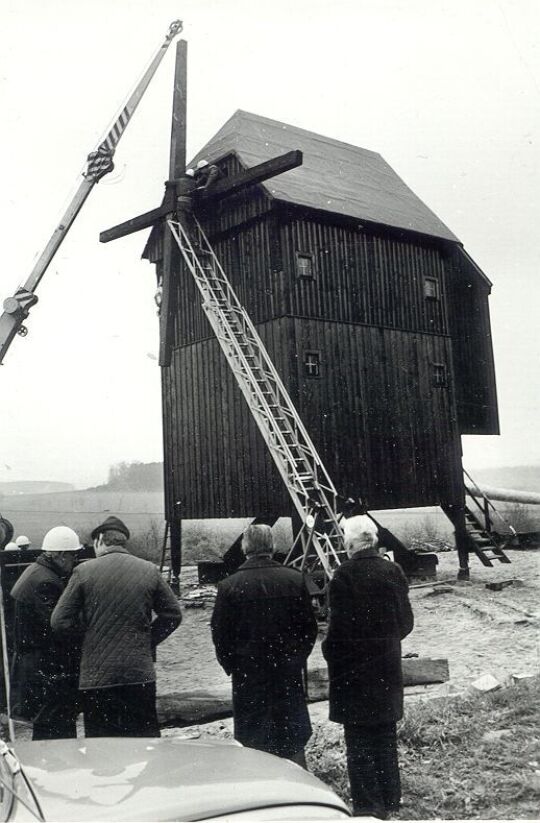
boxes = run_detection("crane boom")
[0,19,182,364]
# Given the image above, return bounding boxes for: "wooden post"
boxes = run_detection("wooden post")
[168,40,187,180]
[0,565,15,741]
[161,41,187,593]
[442,502,470,580]
[170,501,182,595]
[159,39,187,367]
[484,497,492,533]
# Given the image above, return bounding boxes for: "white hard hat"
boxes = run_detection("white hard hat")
[196,159,209,170]
[42,526,82,552]
[185,168,195,178]
[15,535,30,547]
[4,542,18,551]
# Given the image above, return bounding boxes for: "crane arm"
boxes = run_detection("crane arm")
[0,19,182,364]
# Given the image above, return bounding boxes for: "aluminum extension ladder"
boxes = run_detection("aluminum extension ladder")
[167,217,347,582]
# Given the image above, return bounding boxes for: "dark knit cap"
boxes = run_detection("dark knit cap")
[91,515,130,541]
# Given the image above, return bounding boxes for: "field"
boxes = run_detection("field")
[3,488,539,561]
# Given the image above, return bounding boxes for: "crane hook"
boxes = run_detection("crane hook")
[168,20,183,39]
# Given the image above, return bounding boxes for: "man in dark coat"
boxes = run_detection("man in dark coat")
[322,515,414,819]
[10,525,82,740]
[51,515,182,738]
[211,524,318,766]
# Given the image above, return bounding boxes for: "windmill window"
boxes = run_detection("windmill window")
[424,277,439,299]
[296,252,315,280]
[432,363,447,388]
[304,351,321,378]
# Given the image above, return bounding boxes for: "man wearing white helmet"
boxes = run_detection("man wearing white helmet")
[322,515,414,819]
[15,535,31,551]
[193,157,221,191]
[10,525,82,740]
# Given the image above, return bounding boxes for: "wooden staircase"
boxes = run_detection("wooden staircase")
[463,469,513,566]
[464,506,511,566]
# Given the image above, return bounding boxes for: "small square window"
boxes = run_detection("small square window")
[304,351,321,378]
[296,252,315,279]
[424,277,439,299]
[432,363,447,388]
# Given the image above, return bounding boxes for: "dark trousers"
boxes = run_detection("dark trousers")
[83,682,160,738]
[32,682,79,741]
[343,721,400,819]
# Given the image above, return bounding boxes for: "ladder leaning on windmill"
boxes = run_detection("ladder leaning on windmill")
[167,217,348,585]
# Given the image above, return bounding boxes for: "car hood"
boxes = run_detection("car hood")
[13,737,349,821]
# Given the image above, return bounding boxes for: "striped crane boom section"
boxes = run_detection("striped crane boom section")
[102,107,131,153]
[100,20,182,154]
[0,19,182,365]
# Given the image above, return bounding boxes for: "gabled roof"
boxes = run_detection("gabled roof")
[190,110,459,243]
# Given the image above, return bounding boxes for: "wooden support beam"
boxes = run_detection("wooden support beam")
[169,40,187,180]
[99,188,176,243]
[197,150,303,203]
[305,660,450,702]
[159,40,187,368]
[100,150,303,244]
[156,658,450,727]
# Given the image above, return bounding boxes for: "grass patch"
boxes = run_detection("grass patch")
[400,516,453,553]
[307,677,540,819]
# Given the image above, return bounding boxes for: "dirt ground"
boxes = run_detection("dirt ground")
[157,549,540,703]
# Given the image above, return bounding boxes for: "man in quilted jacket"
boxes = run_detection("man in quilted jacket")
[51,515,182,737]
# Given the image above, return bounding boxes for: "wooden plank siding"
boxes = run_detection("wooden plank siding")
[445,249,499,435]
[158,199,472,520]
[163,316,462,518]
[165,320,294,519]
[293,320,463,511]
[166,209,452,350]
[280,216,449,335]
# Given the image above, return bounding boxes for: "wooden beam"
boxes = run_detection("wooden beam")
[155,658,450,727]
[305,659,450,702]
[197,150,303,203]
[169,40,187,178]
[99,190,175,243]
[159,41,187,368]
[100,150,303,244]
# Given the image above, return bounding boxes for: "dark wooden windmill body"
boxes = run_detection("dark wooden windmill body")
[143,110,498,534]
[103,44,499,577]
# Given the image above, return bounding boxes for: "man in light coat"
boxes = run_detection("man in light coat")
[51,516,182,737]
[10,525,82,740]
[322,515,414,819]
[211,524,318,766]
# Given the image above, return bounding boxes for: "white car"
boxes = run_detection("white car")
[0,737,351,821]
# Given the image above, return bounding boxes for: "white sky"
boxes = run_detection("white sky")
[0,0,538,489]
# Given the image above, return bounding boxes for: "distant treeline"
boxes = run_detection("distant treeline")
[90,461,164,492]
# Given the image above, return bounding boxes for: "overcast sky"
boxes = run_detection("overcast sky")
[1,0,538,489]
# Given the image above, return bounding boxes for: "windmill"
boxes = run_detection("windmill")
[101,39,505,588]
[100,40,357,592]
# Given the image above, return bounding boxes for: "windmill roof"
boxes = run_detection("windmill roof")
[190,110,459,243]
